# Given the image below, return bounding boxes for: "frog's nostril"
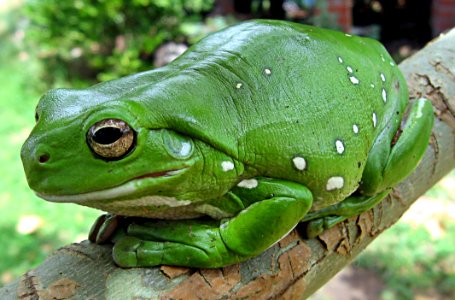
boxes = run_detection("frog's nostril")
[39,153,50,164]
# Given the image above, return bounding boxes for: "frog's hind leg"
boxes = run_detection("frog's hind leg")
[303,98,434,238]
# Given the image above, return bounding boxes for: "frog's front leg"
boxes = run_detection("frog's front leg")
[112,178,313,268]
[304,98,434,238]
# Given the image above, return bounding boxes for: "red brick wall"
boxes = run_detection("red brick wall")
[327,0,353,32]
[432,0,455,35]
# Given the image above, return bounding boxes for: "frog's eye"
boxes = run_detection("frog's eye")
[87,119,135,160]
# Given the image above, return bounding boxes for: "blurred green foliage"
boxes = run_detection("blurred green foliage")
[356,221,455,299]
[0,51,100,287]
[25,0,215,84]
[0,4,100,285]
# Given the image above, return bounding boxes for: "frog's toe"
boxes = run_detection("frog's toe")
[112,236,144,267]
[89,214,120,244]
[113,236,216,268]
[140,242,210,267]
[306,219,324,239]
[306,215,347,238]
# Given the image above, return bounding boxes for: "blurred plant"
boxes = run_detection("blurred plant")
[282,0,339,30]
[356,217,455,299]
[180,15,239,44]
[25,0,215,85]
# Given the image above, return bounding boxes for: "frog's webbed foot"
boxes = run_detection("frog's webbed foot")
[113,219,238,268]
[303,98,433,238]
[302,190,389,238]
[88,215,228,267]
[112,178,313,268]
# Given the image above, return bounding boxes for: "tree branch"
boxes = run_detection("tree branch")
[2,29,454,300]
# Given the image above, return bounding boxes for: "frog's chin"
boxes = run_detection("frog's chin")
[36,168,187,203]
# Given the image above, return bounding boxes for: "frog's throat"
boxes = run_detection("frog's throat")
[36,168,187,203]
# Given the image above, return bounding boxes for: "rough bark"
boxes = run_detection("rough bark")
[1,28,454,300]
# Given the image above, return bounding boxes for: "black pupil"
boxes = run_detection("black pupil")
[93,127,124,145]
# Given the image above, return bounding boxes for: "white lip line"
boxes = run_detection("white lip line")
[37,168,187,203]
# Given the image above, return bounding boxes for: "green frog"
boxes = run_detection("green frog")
[21,20,434,268]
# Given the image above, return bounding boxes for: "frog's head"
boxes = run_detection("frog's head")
[20,85,212,210]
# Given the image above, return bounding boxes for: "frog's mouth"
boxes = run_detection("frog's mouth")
[36,168,187,203]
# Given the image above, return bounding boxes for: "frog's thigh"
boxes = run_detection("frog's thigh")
[361,98,434,195]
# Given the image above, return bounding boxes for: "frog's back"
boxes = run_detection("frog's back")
[162,20,408,209]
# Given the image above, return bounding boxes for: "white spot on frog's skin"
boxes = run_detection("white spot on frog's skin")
[345,33,352,37]
[381,55,386,62]
[390,61,395,66]
[237,179,258,189]
[335,140,345,154]
[349,76,360,85]
[326,177,344,191]
[382,88,387,102]
[380,73,386,82]
[236,83,243,89]
[347,66,353,73]
[221,161,234,172]
[338,56,343,63]
[353,124,359,134]
[372,112,377,128]
[264,68,272,75]
[292,156,307,171]
[370,83,375,88]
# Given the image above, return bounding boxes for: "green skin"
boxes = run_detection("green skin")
[21,20,434,268]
